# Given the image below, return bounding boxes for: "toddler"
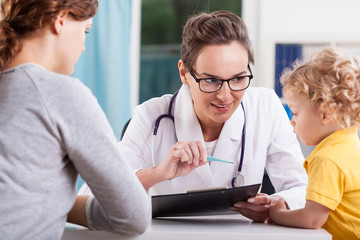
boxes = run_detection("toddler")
[269,48,360,240]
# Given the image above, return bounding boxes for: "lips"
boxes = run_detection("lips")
[211,103,231,112]
[213,103,229,108]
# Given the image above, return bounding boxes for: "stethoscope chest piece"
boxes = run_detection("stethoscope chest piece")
[232,172,244,188]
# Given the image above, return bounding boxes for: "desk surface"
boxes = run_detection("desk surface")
[63,215,331,240]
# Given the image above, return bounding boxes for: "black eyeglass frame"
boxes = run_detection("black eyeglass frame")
[190,65,253,93]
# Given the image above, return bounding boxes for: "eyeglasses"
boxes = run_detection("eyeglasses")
[190,65,253,93]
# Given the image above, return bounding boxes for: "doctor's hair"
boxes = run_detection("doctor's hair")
[281,48,360,128]
[0,0,98,72]
[181,10,254,70]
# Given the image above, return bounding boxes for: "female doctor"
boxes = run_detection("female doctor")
[79,10,308,223]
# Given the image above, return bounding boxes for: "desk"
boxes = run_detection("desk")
[62,215,331,240]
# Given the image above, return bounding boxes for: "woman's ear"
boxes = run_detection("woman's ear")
[53,10,68,34]
[178,59,189,85]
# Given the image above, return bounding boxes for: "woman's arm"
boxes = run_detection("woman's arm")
[136,166,167,192]
[59,80,151,234]
[67,196,89,227]
[269,199,330,229]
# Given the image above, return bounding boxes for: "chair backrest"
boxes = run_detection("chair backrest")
[120,118,132,140]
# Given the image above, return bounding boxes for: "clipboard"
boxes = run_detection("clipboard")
[152,183,261,218]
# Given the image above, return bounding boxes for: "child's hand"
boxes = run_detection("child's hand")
[268,199,287,224]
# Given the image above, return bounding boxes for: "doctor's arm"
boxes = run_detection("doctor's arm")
[120,100,207,191]
[136,141,208,191]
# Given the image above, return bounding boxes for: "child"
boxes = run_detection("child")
[269,48,360,240]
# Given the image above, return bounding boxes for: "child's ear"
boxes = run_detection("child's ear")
[178,60,189,85]
[321,112,333,124]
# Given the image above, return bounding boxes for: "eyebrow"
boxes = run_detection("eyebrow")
[196,70,248,79]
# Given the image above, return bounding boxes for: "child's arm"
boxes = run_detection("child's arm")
[269,199,330,229]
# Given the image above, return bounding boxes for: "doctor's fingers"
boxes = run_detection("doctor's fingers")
[195,141,207,163]
[174,141,204,165]
[186,141,206,166]
[229,207,269,223]
[172,142,193,164]
[247,193,272,205]
[233,201,270,212]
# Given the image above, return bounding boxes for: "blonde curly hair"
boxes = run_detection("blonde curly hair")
[281,48,360,128]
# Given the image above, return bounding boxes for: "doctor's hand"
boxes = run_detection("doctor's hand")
[229,193,288,223]
[158,141,208,180]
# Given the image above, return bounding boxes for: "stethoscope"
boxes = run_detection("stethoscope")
[151,89,246,188]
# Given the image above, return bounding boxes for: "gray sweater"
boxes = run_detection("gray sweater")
[0,64,151,240]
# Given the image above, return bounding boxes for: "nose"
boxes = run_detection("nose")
[290,118,296,131]
[290,118,295,126]
[216,82,232,101]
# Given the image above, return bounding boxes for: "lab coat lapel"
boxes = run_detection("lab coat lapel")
[211,102,244,177]
[174,85,214,187]
[174,85,203,142]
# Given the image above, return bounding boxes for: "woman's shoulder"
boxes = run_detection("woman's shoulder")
[244,87,281,106]
[16,63,72,79]
[135,93,174,116]
[4,63,90,101]
[246,87,277,97]
[16,63,85,90]
[19,64,100,117]
[127,93,175,139]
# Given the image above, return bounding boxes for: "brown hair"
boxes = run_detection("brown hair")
[181,10,254,70]
[281,48,360,128]
[0,0,98,71]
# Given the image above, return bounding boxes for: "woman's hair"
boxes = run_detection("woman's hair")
[181,10,254,70]
[281,48,360,128]
[0,0,98,71]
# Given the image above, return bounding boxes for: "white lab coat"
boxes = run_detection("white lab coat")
[80,85,308,210]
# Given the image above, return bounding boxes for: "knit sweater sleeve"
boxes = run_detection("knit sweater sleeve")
[39,73,151,234]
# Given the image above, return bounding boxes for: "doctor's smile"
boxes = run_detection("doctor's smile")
[212,102,232,112]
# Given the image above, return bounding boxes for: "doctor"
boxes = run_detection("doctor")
[79,10,308,223]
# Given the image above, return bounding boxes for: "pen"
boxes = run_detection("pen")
[207,155,234,164]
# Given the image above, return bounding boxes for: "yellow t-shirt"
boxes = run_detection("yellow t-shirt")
[304,126,360,240]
